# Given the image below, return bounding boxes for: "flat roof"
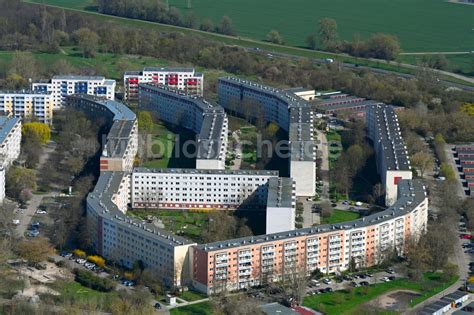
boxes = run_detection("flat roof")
[134,167,279,176]
[260,303,299,315]
[139,83,225,160]
[266,177,294,208]
[0,90,51,96]
[370,105,411,171]
[315,100,380,112]
[53,75,106,81]
[197,179,426,251]
[87,172,195,247]
[0,116,20,144]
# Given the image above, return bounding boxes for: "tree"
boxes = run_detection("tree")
[200,18,214,32]
[109,288,154,315]
[217,16,235,36]
[306,34,317,50]
[138,111,154,134]
[6,167,37,201]
[8,51,39,82]
[366,33,400,61]
[318,18,339,49]
[266,30,284,45]
[72,28,99,58]
[16,237,54,265]
[320,201,333,218]
[21,128,42,168]
[411,151,434,178]
[22,122,51,145]
[440,162,456,181]
[441,263,458,282]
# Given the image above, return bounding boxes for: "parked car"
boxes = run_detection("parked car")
[76,259,86,265]
[30,222,40,229]
[322,278,332,285]
[27,230,39,237]
[388,276,396,281]
[380,277,390,282]
[12,219,20,225]
[461,234,473,239]
[154,303,162,310]
[311,280,320,286]
[360,281,369,286]
[386,268,395,274]
[365,273,373,278]
[60,252,73,258]
[36,209,47,214]
[351,281,359,287]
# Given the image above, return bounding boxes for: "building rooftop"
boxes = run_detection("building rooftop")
[266,177,295,208]
[134,167,279,177]
[0,116,20,144]
[87,172,195,247]
[315,100,380,112]
[0,90,51,95]
[139,83,226,160]
[52,75,107,81]
[370,105,411,171]
[260,303,299,315]
[196,179,426,251]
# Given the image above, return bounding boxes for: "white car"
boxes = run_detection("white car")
[36,209,47,214]
[311,280,320,286]
[322,278,332,285]
[355,201,363,207]
[380,277,390,282]
[12,219,20,225]
[76,259,87,265]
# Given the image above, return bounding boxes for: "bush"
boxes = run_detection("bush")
[73,269,116,292]
[87,255,106,268]
[73,249,86,258]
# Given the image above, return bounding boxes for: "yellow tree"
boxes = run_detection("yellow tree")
[22,122,51,145]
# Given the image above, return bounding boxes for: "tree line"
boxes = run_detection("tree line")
[0,0,473,143]
[95,0,236,36]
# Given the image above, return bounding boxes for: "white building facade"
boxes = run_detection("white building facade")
[33,76,116,109]
[0,116,22,203]
[124,67,203,100]
[0,91,53,124]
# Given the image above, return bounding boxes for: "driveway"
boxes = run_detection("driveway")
[15,141,57,238]
[316,130,329,200]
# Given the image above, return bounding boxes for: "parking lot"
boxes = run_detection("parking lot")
[305,268,402,296]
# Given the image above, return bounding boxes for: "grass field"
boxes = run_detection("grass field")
[303,273,458,315]
[400,54,474,77]
[128,209,209,241]
[179,290,207,302]
[28,0,474,53]
[141,122,177,169]
[170,301,213,315]
[320,209,360,225]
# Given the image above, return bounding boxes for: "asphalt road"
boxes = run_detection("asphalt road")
[247,48,474,92]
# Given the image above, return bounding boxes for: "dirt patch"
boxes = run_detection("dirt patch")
[366,290,421,312]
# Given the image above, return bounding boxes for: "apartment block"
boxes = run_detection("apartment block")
[218,77,316,196]
[0,90,53,124]
[33,75,116,109]
[367,105,412,206]
[139,84,228,170]
[131,168,296,234]
[87,172,196,287]
[0,116,22,202]
[192,179,428,294]
[66,95,138,172]
[124,67,203,100]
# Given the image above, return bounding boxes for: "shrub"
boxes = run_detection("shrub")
[74,269,115,292]
[73,249,86,258]
[87,255,106,268]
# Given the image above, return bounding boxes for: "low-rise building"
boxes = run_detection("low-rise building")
[33,75,116,109]
[124,67,203,100]
[0,90,53,124]
[139,84,228,170]
[0,116,22,202]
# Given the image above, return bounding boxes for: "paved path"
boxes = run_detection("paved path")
[167,297,210,309]
[230,131,242,170]
[316,130,330,200]
[400,51,472,55]
[15,141,57,238]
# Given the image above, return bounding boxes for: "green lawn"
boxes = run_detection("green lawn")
[28,0,474,53]
[399,53,474,77]
[170,301,213,315]
[141,122,177,169]
[52,280,116,301]
[179,290,208,302]
[320,209,360,225]
[303,273,458,315]
[128,209,209,242]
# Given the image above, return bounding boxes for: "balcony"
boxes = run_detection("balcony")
[239,270,251,276]
[215,262,228,268]
[284,244,297,250]
[239,258,252,264]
